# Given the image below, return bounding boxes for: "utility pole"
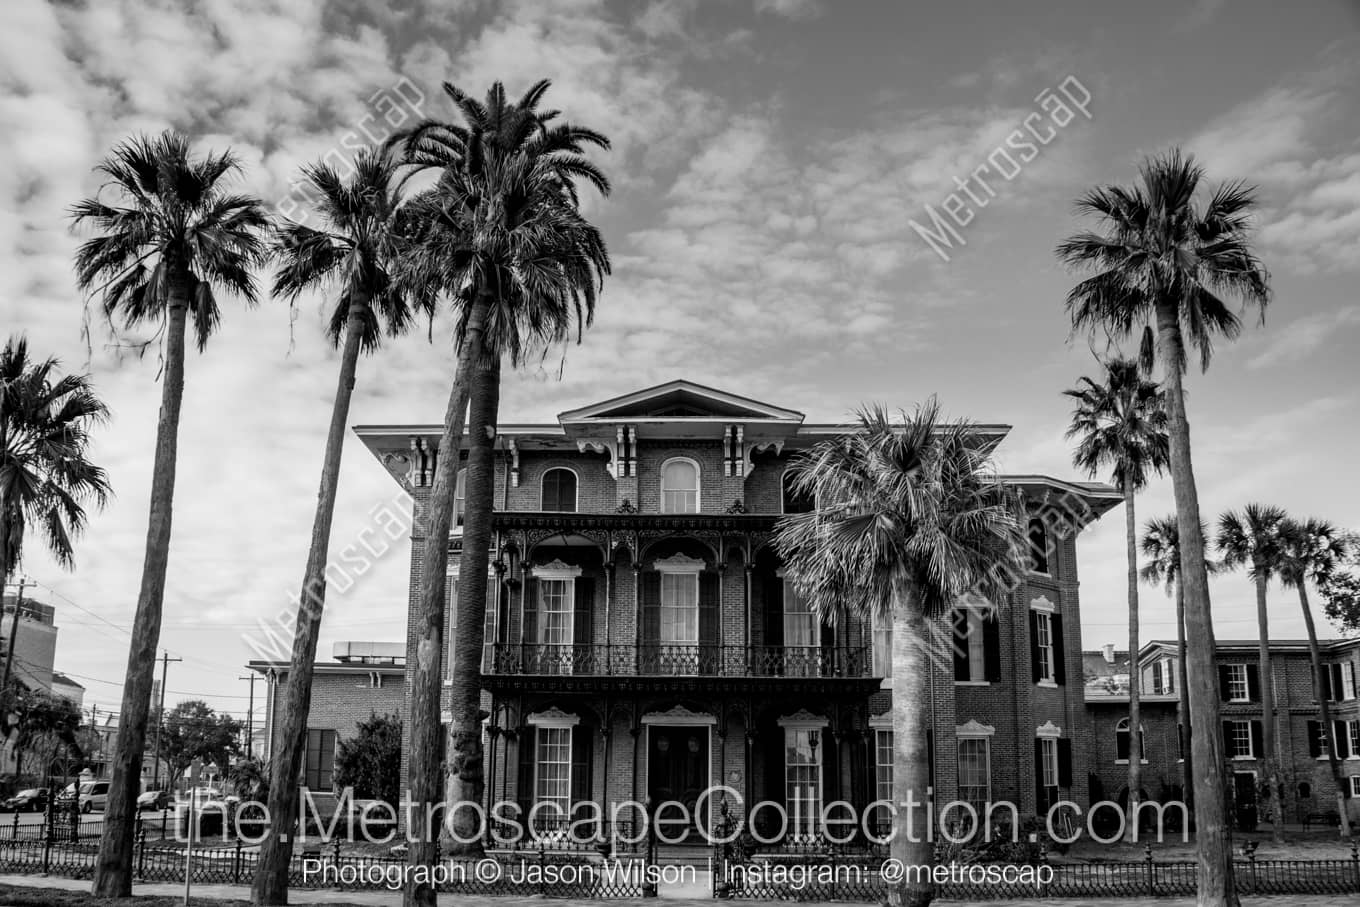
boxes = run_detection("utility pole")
[237,674,258,758]
[1,576,27,717]
[150,651,182,790]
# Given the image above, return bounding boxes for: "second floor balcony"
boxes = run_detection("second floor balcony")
[484,643,878,695]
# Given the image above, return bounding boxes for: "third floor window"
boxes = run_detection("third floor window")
[541,468,578,513]
[661,459,700,513]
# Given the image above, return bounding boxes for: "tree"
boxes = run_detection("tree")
[252,147,433,906]
[1059,148,1270,907]
[1320,537,1360,633]
[389,79,611,900]
[228,755,270,802]
[774,400,1023,907]
[1216,503,1289,841]
[333,713,402,805]
[1064,355,1168,838]
[1141,514,1219,816]
[8,684,85,781]
[155,700,242,791]
[1279,517,1352,836]
[0,336,111,729]
[72,131,270,896]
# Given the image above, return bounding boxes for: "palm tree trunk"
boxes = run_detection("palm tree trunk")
[1175,580,1194,816]
[94,275,189,897]
[1124,484,1142,841]
[404,292,491,907]
[1154,301,1237,907]
[253,299,369,905]
[1252,565,1283,842]
[1297,583,1351,837]
[444,354,500,856]
[887,587,934,907]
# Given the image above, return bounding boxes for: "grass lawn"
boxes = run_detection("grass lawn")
[0,884,367,907]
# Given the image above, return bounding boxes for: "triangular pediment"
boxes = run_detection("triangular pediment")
[559,380,804,423]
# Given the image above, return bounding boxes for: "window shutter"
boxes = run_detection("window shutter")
[765,731,785,806]
[1221,721,1233,757]
[1029,611,1042,684]
[570,726,593,809]
[926,728,935,789]
[1307,721,1322,758]
[1250,721,1264,759]
[1246,664,1261,702]
[1335,721,1352,759]
[641,572,661,645]
[952,610,969,681]
[1051,614,1066,685]
[1219,665,1231,701]
[700,571,720,671]
[1033,738,1046,805]
[1116,726,1130,761]
[1318,664,1333,702]
[574,577,595,669]
[983,615,1002,682]
[1057,739,1073,787]
[522,578,538,647]
[765,575,784,648]
[516,727,536,818]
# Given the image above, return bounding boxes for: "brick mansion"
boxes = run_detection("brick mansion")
[247,380,1360,835]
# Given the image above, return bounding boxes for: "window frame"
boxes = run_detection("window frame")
[1115,717,1148,765]
[1229,719,1254,759]
[1035,610,1056,684]
[780,467,815,515]
[1351,776,1360,798]
[782,726,825,840]
[532,724,573,827]
[659,571,700,645]
[1027,517,1052,575]
[871,610,892,686]
[659,457,701,514]
[539,467,580,513]
[956,735,992,813]
[453,468,467,528]
[1226,664,1250,703]
[303,728,337,791]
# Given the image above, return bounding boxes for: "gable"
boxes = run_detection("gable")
[559,380,804,423]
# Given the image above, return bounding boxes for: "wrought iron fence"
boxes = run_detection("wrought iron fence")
[0,827,648,898]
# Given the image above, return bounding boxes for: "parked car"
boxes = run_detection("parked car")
[1,789,48,812]
[137,790,170,811]
[57,781,110,813]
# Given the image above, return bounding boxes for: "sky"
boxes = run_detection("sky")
[2,0,1358,725]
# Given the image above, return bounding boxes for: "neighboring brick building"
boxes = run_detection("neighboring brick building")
[315,380,1121,839]
[248,642,406,808]
[1086,636,1360,829]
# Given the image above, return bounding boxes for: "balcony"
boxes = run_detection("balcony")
[484,644,880,695]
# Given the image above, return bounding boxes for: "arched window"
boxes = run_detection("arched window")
[1115,717,1146,763]
[454,468,467,527]
[540,468,578,513]
[660,458,699,514]
[1027,517,1051,574]
[782,468,814,514]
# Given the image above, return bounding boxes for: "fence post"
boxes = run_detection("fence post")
[1144,842,1154,897]
[1243,840,1258,894]
[234,837,243,884]
[136,825,146,881]
[538,838,547,897]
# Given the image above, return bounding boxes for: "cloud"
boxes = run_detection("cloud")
[753,0,823,21]
[1246,306,1360,369]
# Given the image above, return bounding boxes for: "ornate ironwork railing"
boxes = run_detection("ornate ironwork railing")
[489,643,873,678]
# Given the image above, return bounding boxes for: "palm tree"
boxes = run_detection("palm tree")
[1279,517,1352,837]
[774,400,1023,907]
[1216,503,1289,841]
[71,131,270,896]
[1064,355,1168,838]
[389,80,610,899]
[0,336,111,729]
[250,148,435,905]
[1141,514,1219,817]
[1058,148,1270,907]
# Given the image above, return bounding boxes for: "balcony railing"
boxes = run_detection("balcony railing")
[489,644,873,678]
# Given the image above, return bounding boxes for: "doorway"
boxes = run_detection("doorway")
[1232,771,1258,832]
[646,725,710,838]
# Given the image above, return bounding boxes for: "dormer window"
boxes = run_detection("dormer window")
[660,458,700,513]
[541,468,578,513]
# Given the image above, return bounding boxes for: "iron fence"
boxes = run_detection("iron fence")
[491,643,872,678]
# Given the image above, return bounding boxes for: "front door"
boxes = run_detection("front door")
[647,726,709,838]
[1233,772,1258,832]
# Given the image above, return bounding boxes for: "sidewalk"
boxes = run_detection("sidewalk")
[4,875,1360,907]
